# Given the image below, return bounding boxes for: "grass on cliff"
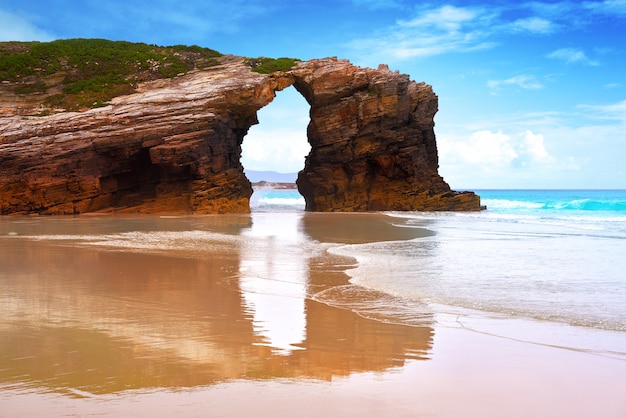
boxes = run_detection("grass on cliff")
[0,38,222,112]
[245,57,301,74]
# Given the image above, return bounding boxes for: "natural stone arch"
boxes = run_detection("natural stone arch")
[0,57,481,215]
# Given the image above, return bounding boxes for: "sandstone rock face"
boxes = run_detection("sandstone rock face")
[291,60,481,211]
[0,57,482,214]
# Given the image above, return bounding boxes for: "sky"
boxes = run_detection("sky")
[1,0,625,189]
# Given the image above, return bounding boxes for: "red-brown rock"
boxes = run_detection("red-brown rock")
[291,60,481,211]
[0,57,482,214]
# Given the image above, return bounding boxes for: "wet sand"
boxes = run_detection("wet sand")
[1,213,625,417]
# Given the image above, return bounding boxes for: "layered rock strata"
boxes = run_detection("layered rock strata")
[291,60,480,211]
[0,56,482,214]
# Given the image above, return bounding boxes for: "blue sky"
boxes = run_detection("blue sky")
[2,0,625,188]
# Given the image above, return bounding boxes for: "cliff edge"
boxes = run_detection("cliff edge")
[0,40,482,214]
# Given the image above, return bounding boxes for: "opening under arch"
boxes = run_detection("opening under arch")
[242,85,311,211]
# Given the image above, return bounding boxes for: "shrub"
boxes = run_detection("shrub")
[246,57,301,74]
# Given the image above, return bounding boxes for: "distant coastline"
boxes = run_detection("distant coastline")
[246,170,298,183]
[252,181,297,190]
[248,169,298,190]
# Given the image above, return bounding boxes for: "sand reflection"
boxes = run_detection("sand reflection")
[0,214,433,396]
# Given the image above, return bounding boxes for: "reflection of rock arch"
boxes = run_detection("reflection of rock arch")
[0,215,434,393]
[0,57,481,214]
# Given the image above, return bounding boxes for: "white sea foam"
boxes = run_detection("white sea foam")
[258,197,305,206]
[481,198,544,210]
[12,229,241,254]
[332,210,626,333]
[250,189,305,212]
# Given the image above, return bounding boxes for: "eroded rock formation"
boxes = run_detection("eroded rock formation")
[290,60,480,211]
[0,56,482,214]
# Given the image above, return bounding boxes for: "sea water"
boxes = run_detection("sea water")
[250,187,306,212]
[2,188,625,355]
[2,188,625,415]
[252,188,626,334]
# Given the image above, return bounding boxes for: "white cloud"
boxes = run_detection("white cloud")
[345,1,623,64]
[509,17,555,34]
[547,47,599,66]
[487,75,544,92]
[241,127,310,173]
[577,100,626,122]
[439,129,554,168]
[347,4,499,61]
[583,0,626,16]
[398,5,485,31]
[239,85,311,173]
[516,130,553,165]
[441,130,518,166]
[0,10,54,41]
[436,129,583,188]
[344,3,585,62]
[524,2,576,17]
[436,104,626,188]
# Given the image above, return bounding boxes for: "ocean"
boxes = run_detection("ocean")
[251,188,626,334]
[1,188,625,414]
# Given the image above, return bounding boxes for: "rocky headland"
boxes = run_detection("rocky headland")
[0,39,482,214]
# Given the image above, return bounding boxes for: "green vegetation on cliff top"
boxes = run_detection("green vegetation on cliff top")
[0,39,296,113]
[245,57,301,74]
[0,39,223,111]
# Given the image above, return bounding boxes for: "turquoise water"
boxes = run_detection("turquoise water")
[472,189,626,234]
[253,188,626,216]
[478,189,626,218]
[250,188,305,212]
[252,188,626,233]
[252,188,626,333]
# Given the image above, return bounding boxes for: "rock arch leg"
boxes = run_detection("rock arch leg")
[289,59,482,211]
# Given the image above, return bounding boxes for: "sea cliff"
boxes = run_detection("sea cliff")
[0,40,482,214]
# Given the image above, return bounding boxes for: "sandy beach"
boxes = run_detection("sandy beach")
[1,213,625,417]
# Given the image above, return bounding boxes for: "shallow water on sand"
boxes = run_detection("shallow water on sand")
[0,214,434,394]
[1,210,625,417]
[253,188,626,333]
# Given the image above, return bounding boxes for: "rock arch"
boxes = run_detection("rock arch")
[0,57,482,215]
